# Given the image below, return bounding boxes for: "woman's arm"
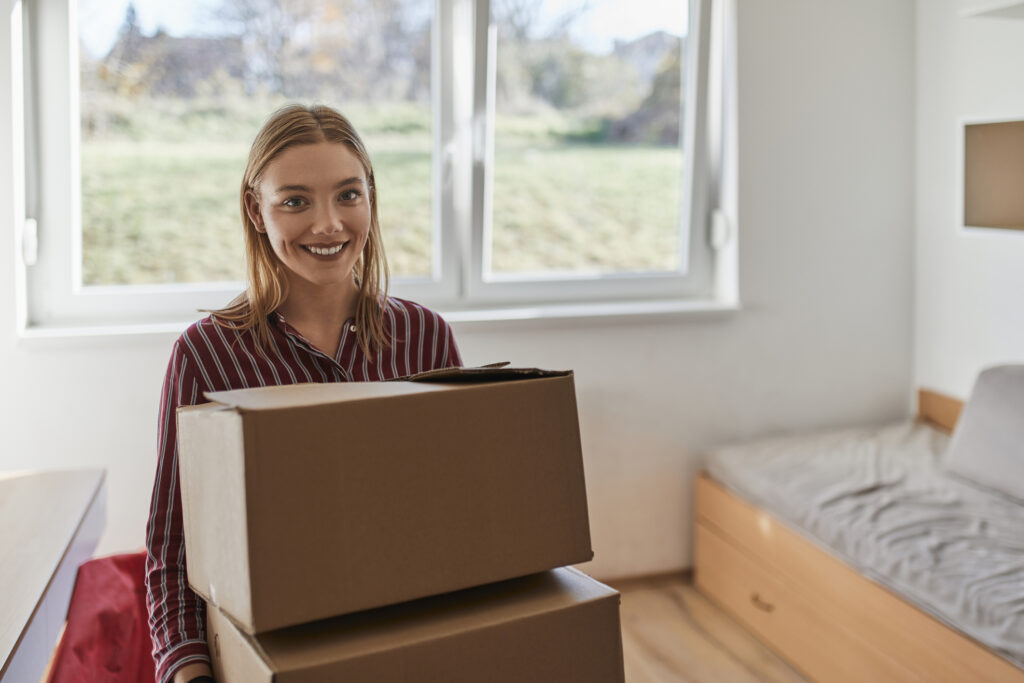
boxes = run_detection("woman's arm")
[174,662,213,683]
[146,340,213,683]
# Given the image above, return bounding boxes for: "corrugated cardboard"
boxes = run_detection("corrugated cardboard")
[177,368,593,633]
[207,567,624,683]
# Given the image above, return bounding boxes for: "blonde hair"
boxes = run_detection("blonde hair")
[210,103,390,356]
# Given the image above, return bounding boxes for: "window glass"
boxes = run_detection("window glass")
[489,0,688,278]
[78,0,434,286]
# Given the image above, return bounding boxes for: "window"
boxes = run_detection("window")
[20,0,729,327]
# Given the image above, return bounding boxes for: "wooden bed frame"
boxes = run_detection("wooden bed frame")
[694,389,1024,683]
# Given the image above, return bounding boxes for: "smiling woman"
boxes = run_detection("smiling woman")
[242,141,373,355]
[211,106,389,357]
[145,104,463,683]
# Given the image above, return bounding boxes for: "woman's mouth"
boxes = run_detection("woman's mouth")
[302,242,347,257]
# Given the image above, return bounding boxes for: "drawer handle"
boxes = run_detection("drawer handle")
[750,593,775,613]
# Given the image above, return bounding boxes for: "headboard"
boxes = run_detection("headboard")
[917,389,964,434]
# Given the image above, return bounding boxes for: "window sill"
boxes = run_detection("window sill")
[442,297,740,329]
[16,297,740,347]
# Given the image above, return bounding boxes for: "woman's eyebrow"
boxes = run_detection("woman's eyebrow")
[274,177,363,194]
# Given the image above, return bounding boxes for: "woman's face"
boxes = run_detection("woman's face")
[247,141,372,291]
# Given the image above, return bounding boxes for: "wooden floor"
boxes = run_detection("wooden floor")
[607,572,809,683]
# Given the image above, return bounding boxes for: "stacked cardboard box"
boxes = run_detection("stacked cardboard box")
[178,367,625,682]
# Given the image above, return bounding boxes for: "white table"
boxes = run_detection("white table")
[0,470,106,682]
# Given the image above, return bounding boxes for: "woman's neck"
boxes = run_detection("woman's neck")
[277,277,361,355]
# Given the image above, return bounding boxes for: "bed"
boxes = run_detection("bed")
[695,378,1024,682]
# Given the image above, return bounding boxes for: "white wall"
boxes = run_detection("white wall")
[915,1,1024,400]
[0,0,916,580]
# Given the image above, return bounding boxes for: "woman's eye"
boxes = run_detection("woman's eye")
[339,189,362,202]
[282,197,305,208]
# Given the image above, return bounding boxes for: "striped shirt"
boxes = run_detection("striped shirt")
[145,297,462,683]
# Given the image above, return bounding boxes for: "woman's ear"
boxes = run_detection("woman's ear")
[244,189,265,233]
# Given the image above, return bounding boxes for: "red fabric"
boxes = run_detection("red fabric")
[48,551,156,683]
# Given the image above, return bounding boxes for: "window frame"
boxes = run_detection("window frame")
[20,0,727,329]
[464,0,717,307]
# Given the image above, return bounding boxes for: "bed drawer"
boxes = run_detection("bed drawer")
[696,473,1024,683]
[695,522,918,683]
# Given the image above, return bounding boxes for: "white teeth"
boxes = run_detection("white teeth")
[307,244,344,256]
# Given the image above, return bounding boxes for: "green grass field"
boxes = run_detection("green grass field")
[80,104,683,285]
[490,144,681,274]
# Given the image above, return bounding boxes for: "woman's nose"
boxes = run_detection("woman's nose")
[311,201,344,234]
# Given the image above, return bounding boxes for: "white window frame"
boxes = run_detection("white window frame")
[464,0,718,307]
[19,0,729,329]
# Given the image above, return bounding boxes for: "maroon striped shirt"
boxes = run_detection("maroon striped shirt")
[145,297,462,683]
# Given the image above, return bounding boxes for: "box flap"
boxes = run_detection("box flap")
[394,365,572,383]
[203,365,573,410]
[203,381,447,411]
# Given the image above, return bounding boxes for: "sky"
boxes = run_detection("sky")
[79,0,688,59]
[79,0,229,57]
[538,0,688,52]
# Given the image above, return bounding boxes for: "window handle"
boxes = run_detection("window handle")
[22,218,38,266]
[709,209,731,250]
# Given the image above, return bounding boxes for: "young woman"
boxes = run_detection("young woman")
[145,104,462,683]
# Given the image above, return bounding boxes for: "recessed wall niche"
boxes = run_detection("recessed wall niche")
[964,119,1024,231]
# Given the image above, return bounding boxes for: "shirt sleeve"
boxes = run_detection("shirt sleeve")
[145,338,211,683]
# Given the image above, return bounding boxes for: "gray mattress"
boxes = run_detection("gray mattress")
[705,420,1024,669]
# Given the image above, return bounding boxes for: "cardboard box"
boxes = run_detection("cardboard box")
[207,567,624,683]
[178,368,593,633]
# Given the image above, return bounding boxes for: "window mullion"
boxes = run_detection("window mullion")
[442,0,481,302]
[467,0,492,301]
[680,0,714,285]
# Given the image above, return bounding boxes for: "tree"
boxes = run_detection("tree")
[106,3,144,66]
[493,0,590,42]
[610,46,683,145]
[215,0,311,94]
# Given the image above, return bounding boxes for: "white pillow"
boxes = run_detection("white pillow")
[944,364,1024,503]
